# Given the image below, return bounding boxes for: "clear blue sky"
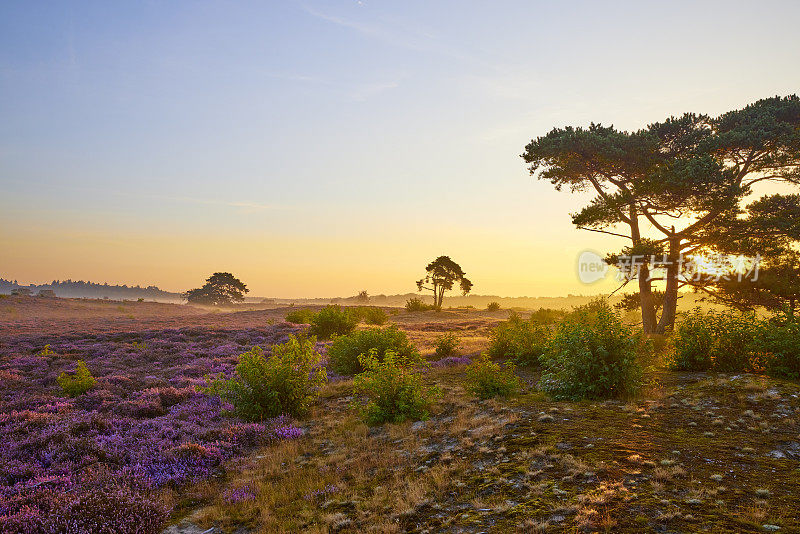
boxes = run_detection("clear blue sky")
[2,1,799,297]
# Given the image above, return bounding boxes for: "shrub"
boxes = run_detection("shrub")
[712,311,759,372]
[57,360,96,396]
[669,308,758,372]
[756,313,800,380]
[202,335,326,420]
[434,332,460,358]
[488,312,551,366]
[486,301,501,311]
[328,326,419,375]
[352,349,439,424]
[668,309,717,371]
[405,297,436,312]
[285,308,316,325]
[354,306,388,325]
[464,353,520,399]
[309,305,358,339]
[540,302,643,400]
[529,308,568,325]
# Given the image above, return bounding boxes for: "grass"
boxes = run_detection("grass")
[192,361,800,533]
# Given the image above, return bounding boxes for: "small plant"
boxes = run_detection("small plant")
[540,301,643,400]
[434,332,460,358]
[353,306,388,325]
[202,335,326,420]
[352,349,439,424]
[328,325,420,375]
[57,361,96,397]
[488,312,551,366]
[285,308,316,325]
[39,344,55,357]
[486,301,501,311]
[405,297,436,312]
[308,305,358,339]
[464,353,520,399]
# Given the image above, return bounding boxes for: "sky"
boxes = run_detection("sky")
[1,1,799,298]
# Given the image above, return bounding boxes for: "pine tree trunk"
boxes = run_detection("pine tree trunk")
[638,268,658,334]
[656,235,680,334]
[630,204,657,334]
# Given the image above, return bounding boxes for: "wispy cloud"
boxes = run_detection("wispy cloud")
[299,3,486,66]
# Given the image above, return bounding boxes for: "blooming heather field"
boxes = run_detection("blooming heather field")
[0,299,314,532]
[3,298,800,533]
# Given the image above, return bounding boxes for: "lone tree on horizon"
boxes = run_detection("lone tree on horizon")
[416,256,473,308]
[522,95,800,333]
[184,272,248,306]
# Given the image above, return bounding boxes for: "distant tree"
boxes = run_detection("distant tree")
[416,256,473,308]
[355,290,370,303]
[184,272,248,306]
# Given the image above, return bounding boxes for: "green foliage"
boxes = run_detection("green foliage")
[711,311,759,372]
[668,309,717,370]
[434,332,460,358]
[285,308,316,324]
[39,344,55,357]
[486,301,501,311]
[184,272,249,306]
[309,305,358,339]
[669,308,758,372]
[540,302,643,400]
[464,353,520,399]
[488,312,551,366]
[405,297,436,312]
[57,361,96,397]
[328,326,419,375]
[353,306,388,325]
[755,312,800,380]
[352,349,439,425]
[528,308,568,325]
[202,335,326,420]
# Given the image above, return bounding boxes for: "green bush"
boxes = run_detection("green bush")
[529,308,568,325]
[756,314,800,380]
[712,311,759,372]
[464,353,520,399]
[352,349,439,424]
[540,302,643,400]
[57,361,96,397]
[309,305,358,339]
[668,309,717,370]
[202,335,326,420]
[353,306,388,325]
[434,332,460,358]
[328,325,419,375]
[285,308,316,324]
[405,297,436,312]
[486,301,501,311]
[487,312,551,366]
[669,308,758,372]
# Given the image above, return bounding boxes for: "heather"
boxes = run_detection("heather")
[0,323,307,533]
